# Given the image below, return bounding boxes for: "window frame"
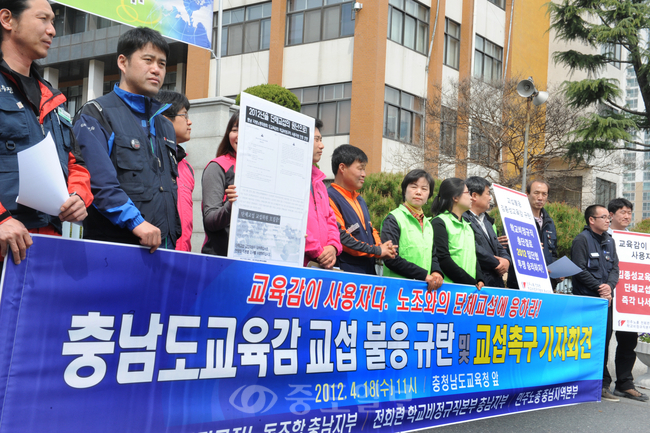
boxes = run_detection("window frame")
[387,0,430,55]
[285,0,355,47]
[487,0,506,9]
[443,18,460,70]
[474,35,503,82]
[440,106,457,158]
[291,82,352,136]
[213,2,272,57]
[383,85,425,145]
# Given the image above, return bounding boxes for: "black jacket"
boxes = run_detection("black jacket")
[571,227,619,297]
[463,211,511,288]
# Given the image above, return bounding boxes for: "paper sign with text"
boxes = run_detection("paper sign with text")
[611,230,650,332]
[492,184,553,293]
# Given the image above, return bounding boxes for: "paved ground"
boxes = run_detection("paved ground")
[419,339,650,432]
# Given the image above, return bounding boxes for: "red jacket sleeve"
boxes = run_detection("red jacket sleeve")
[66,151,93,207]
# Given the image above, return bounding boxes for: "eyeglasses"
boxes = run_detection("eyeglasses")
[174,112,190,121]
[593,215,612,221]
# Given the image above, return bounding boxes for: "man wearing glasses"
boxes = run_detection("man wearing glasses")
[571,205,620,402]
[605,198,648,401]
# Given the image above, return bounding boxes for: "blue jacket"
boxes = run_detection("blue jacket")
[0,62,86,231]
[73,86,180,246]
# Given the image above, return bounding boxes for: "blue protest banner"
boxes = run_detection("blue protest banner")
[0,236,607,432]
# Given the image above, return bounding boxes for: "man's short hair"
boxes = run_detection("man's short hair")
[0,0,30,44]
[157,90,190,118]
[526,179,550,194]
[608,197,634,213]
[315,118,323,131]
[584,204,606,225]
[331,144,368,175]
[401,169,434,201]
[117,27,170,60]
[466,176,491,196]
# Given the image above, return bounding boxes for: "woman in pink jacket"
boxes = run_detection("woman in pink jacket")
[305,119,342,267]
[158,91,195,252]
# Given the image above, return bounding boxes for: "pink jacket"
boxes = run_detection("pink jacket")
[175,157,195,252]
[304,166,342,265]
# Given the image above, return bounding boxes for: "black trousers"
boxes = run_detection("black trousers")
[615,330,638,391]
[603,305,613,389]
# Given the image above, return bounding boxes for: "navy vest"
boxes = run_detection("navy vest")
[0,71,71,231]
[572,229,616,297]
[81,91,181,245]
[327,186,376,274]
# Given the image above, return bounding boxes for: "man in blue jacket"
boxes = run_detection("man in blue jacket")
[74,27,180,252]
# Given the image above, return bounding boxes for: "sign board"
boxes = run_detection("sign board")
[0,236,607,432]
[492,184,553,293]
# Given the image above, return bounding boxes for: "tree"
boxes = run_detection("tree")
[548,0,650,161]
[393,76,591,190]
[235,84,301,112]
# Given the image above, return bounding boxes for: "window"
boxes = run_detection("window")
[474,35,503,81]
[643,202,650,212]
[627,77,638,88]
[601,43,622,69]
[624,192,635,202]
[624,183,635,192]
[52,5,87,36]
[60,85,83,116]
[292,83,352,135]
[214,3,272,56]
[548,177,582,208]
[470,127,498,165]
[624,172,636,181]
[596,178,617,205]
[644,192,650,201]
[387,0,429,54]
[645,182,650,191]
[643,212,650,220]
[160,72,177,92]
[488,0,506,8]
[444,19,460,69]
[286,0,354,46]
[383,86,424,144]
[440,107,457,157]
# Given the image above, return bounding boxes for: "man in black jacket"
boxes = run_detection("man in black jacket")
[463,177,511,288]
[571,204,623,402]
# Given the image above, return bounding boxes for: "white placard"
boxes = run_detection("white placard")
[16,132,68,216]
[611,230,650,332]
[227,93,314,266]
[492,184,553,293]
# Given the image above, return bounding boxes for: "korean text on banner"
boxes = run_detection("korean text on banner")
[492,184,553,293]
[0,236,607,432]
[228,93,314,266]
[611,230,650,332]
[52,1,213,49]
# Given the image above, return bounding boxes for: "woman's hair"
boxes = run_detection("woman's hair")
[401,169,434,202]
[216,111,239,157]
[431,177,466,216]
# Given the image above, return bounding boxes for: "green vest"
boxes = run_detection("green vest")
[381,205,433,279]
[435,211,477,283]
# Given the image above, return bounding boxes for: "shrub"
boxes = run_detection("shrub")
[235,84,301,112]
[360,172,440,230]
[489,201,583,259]
[632,218,650,233]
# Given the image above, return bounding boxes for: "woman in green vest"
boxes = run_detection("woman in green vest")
[381,170,444,291]
[431,178,484,289]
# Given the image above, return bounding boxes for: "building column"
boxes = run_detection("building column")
[43,67,59,89]
[176,63,186,93]
[425,1,447,178]
[186,46,212,99]
[455,0,476,179]
[349,2,390,174]
[87,60,105,101]
[268,1,287,86]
